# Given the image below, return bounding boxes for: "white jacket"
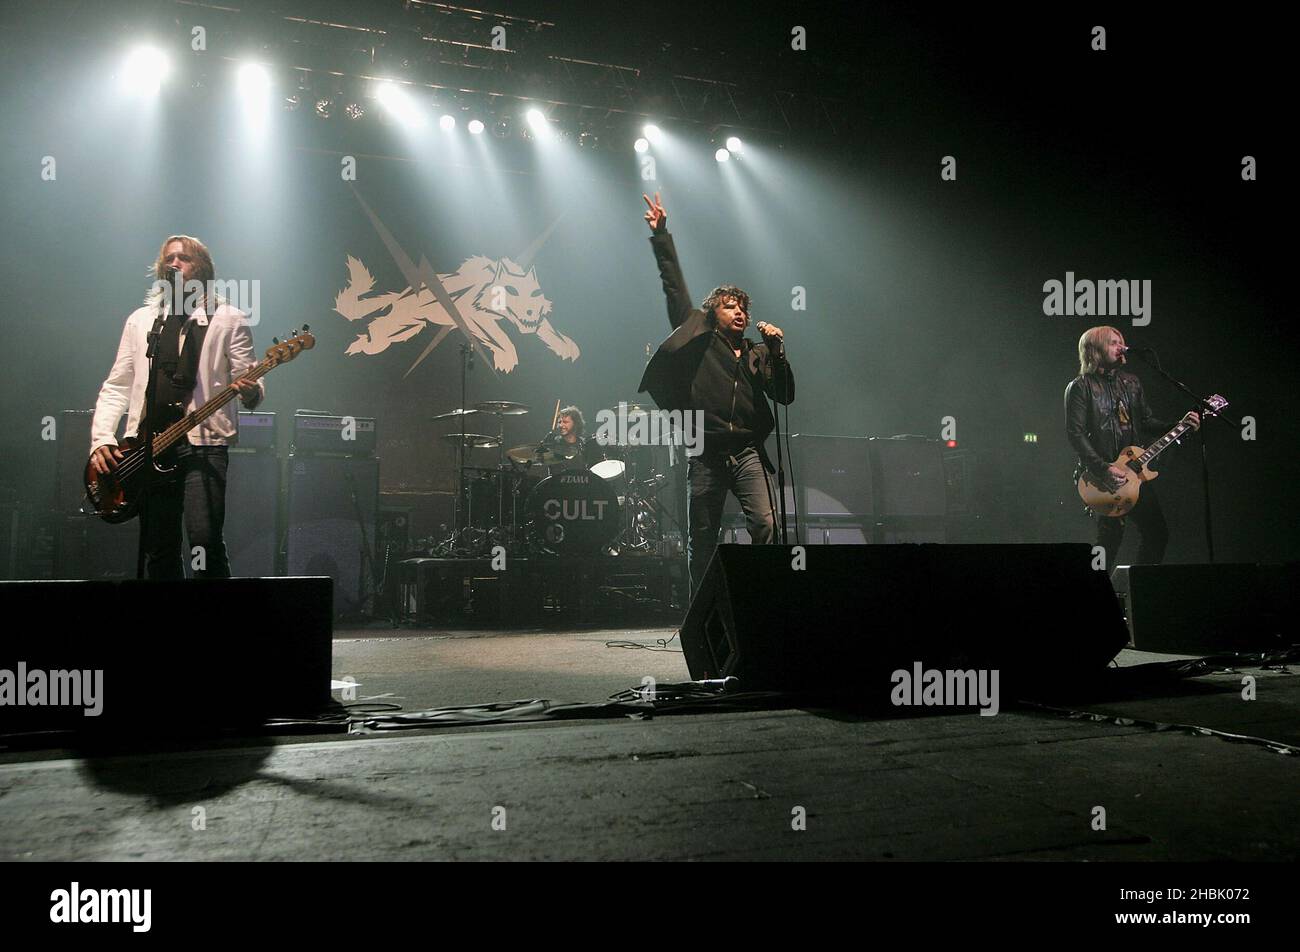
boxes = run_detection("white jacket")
[90,301,265,453]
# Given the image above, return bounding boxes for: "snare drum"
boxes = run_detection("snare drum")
[525,468,620,555]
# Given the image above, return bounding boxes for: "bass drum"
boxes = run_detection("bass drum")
[525,469,620,556]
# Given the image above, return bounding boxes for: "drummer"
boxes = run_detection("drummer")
[547,406,588,466]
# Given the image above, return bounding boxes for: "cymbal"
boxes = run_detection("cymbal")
[475,401,530,415]
[443,433,501,448]
[433,408,481,420]
[611,402,653,418]
[507,444,566,465]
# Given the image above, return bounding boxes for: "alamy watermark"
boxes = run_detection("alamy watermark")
[50,883,150,932]
[0,662,103,716]
[592,402,704,456]
[890,662,999,716]
[1042,272,1150,326]
[150,276,262,325]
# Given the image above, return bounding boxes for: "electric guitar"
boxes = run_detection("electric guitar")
[1077,393,1228,517]
[85,328,315,523]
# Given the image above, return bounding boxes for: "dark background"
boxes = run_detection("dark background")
[0,0,1292,569]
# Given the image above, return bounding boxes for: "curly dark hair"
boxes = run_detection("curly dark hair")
[558,405,585,437]
[702,285,751,320]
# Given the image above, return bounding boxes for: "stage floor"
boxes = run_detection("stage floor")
[0,627,1296,862]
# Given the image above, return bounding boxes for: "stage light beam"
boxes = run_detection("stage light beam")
[715,148,731,162]
[121,46,169,95]
[634,137,650,153]
[468,118,484,134]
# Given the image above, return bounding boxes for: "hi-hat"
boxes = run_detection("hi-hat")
[433,408,482,420]
[475,401,530,415]
[443,433,501,448]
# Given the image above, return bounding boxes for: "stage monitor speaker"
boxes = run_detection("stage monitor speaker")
[223,449,279,578]
[680,543,1128,700]
[0,577,333,738]
[1110,563,1297,654]
[286,454,379,615]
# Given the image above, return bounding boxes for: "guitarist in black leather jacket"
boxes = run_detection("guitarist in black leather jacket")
[1064,325,1198,572]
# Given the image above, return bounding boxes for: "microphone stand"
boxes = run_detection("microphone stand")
[765,337,791,545]
[1126,348,1237,563]
[454,342,473,553]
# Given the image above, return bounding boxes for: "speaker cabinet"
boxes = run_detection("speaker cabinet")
[222,450,280,578]
[286,455,379,616]
[680,543,1128,699]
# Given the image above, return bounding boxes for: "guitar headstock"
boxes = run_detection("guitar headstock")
[265,326,316,366]
[1203,394,1229,417]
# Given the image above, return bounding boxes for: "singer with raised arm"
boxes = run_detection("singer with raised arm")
[88,235,264,579]
[1064,326,1199,573]
[636,192,795,595]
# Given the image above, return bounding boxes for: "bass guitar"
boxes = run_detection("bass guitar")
[85,328,314,523]
[1077,393,1228,517]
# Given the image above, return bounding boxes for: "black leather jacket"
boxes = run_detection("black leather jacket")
[1064,370,1170,478]
[638,228,794,468]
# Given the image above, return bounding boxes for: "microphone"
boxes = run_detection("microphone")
[1118,345,1152,354]
[756,321,784,357]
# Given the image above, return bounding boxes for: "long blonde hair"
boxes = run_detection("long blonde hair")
[1077,325,1123,375]
[144,234,216,310]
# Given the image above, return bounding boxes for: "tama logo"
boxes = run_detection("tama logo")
[557,474,590,484]
[50,883,151,932]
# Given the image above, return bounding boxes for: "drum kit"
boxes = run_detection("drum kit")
[431,400,672,557]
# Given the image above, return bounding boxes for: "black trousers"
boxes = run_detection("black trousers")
[686,446,778,595]
[138,444,231,579]
[1096,482,1168,572]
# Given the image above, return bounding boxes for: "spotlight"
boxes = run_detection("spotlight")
[525,108,548,135]
[634,137,649,153]
[468,118,485,134]
[314,97,333,118]
[238,62,271,94]
[715,148,731,162]
[375,82,423,126]
[578,130,598,149]
[439,114,455,131]
[344,101,365,120]
[725,135,743,153]
[492,116,512,138]
[643,123,663,145]
[122,46,169,94]
[284,94,301,111]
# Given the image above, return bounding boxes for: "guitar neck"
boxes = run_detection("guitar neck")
[1136,420,1193,468]
[152,361,270,454]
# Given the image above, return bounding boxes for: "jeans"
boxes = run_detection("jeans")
[138,443,231,579]
[1096,482,1168,573]
[687,446,778,594]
